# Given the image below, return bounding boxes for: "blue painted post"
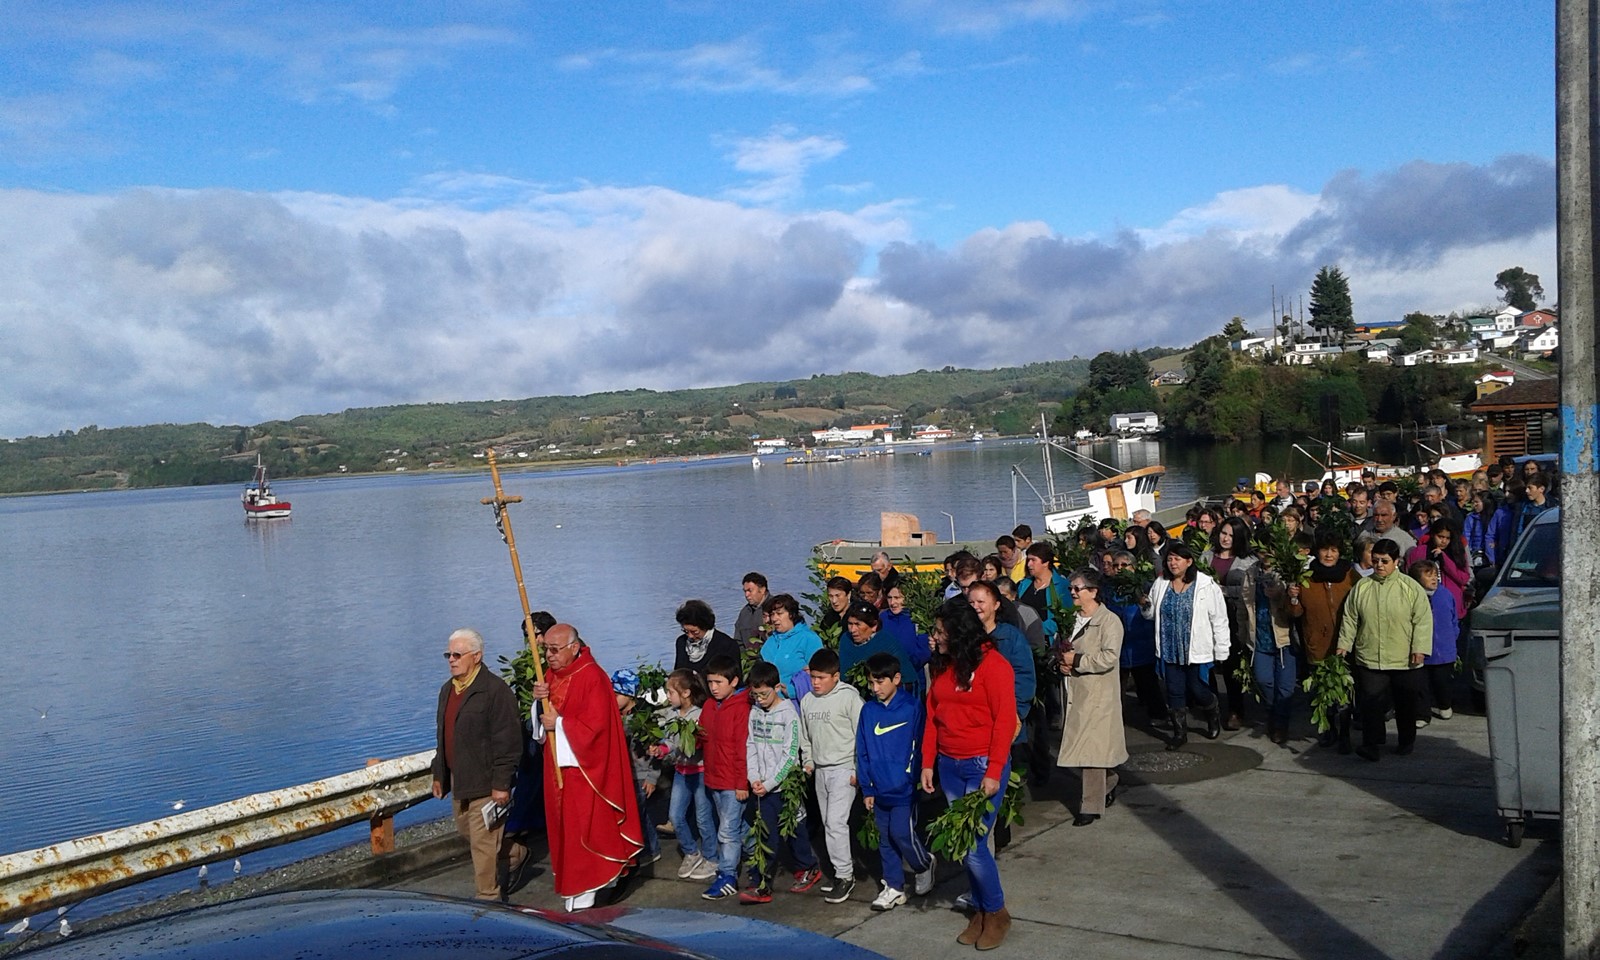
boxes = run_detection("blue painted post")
[1557,1,1600,955]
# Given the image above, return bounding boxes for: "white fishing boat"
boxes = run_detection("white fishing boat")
[241,456,291,519]
[1013,416,1165,535]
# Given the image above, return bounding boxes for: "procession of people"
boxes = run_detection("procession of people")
[429,456,1552,948]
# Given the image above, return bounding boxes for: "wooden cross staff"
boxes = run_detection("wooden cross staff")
[481,448,562,787]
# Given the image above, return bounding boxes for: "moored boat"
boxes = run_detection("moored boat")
[242,456,291,519]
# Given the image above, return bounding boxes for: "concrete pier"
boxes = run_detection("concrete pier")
[392,713,1559,959]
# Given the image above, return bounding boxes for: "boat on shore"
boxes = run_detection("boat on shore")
[242,456,291,519]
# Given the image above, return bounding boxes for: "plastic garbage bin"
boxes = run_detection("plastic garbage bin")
[1473,508,1561,847]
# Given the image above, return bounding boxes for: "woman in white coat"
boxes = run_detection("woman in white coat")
[1055,568,1128,826]
[1143,542,1231,749]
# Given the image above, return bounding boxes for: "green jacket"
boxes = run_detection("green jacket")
[1335,570,1432,670]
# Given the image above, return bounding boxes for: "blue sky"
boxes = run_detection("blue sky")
[0,0,1559,437]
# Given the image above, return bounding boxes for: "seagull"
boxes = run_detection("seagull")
[57,918,71,937]
[33,706,49,719]
[171,800,186,811]
[6,918,27,935]
[197,864,208,880]
[233,859,242,875]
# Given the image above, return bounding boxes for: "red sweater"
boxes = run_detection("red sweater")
[922,649,1018,781]
[699,688,752,791]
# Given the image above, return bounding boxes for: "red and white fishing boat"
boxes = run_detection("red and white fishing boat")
[242,456,291,519]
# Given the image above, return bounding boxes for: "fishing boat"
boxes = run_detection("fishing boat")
[815,511,992,580]
[1342,426,1367,440]
[1013,416,1167,535]
[242,456,291,519]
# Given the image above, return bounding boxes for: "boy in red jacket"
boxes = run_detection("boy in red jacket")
[696,655,751,900]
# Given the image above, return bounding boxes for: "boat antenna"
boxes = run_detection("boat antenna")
[481,449,562,788]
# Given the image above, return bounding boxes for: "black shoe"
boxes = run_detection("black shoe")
[1204,708,1222,740]
[1355,745,1381,762]
[1394,742,1415,756]
[1166,711,1188,751]
[1072,814,1100,826]
[1105,787,1117,808]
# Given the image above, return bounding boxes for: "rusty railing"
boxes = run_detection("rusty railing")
[0,750,434,924]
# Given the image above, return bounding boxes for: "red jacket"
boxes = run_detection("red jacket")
[922,649,1017,782]
[700,688,752,791]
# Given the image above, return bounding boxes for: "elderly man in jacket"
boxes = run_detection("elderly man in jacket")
[433,627,524,900]
[1335,539,1432,762]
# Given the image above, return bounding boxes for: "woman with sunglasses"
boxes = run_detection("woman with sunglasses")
[1054,569,1127,826]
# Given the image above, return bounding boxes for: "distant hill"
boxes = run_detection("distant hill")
[1,357,1180,494]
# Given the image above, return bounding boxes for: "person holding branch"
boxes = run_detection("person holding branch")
[529,623,644,911]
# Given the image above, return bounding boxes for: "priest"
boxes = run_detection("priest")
[529,623,644,910]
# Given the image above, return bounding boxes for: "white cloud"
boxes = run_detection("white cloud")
[561,35,881,97]
[723,127,847,205]
[0,155,1557,438]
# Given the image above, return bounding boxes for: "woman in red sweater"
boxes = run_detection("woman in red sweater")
[920,595,1018,950]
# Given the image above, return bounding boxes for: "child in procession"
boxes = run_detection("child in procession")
[742,660,821,903]
[855,652,935,912]
[1410,559,1460,721]
[696,656,751,901]
[798,648,864,903]
[611,669,662,867]
[649,669,718,882]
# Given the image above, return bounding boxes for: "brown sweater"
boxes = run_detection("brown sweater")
[1292,561,1360,663]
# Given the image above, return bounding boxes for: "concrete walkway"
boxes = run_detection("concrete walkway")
[392,711,1560,959]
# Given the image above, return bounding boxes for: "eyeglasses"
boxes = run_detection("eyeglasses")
[1068,584,1089,593]
[443,651,474,661]
[538,639,576,654]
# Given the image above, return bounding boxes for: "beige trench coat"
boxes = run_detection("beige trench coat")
[1055,605,1130,770]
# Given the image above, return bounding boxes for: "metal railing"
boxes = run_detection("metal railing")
[0,750,435,924]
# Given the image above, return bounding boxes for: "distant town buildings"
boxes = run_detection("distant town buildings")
[1109,411,1161,435]
[1231,308,1557,367]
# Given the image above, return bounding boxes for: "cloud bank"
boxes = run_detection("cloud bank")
[0,155,1555,438]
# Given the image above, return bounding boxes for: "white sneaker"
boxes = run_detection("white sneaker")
[688,857,717,881]
[954,892,972,910]
[677,854,703,879]
[1434,707,1454,720]
[562,891,596,911]
[913,857,936,896]
[871,886,907,911]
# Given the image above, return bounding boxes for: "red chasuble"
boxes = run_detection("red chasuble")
[543,647,644,897]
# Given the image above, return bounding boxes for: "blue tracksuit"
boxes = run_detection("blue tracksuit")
[856,692,931,892]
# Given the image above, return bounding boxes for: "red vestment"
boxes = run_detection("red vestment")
[544,647,643,897]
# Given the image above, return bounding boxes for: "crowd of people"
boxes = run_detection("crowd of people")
[426,454,1558,950]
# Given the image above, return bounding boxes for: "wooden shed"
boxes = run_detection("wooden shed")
[1468,378,1559,462]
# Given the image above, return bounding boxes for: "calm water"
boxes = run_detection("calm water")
[0,431,1460,917]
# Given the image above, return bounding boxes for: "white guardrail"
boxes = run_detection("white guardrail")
[0,750,436,924]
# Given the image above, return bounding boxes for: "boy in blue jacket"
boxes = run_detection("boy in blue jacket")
[855,652,934,911]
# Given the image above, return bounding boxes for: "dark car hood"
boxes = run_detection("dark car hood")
[22,890,888,960]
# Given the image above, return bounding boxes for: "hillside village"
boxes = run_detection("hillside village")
[1230,306,1559,368]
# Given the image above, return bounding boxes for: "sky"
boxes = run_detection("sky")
[0,0,1559,438]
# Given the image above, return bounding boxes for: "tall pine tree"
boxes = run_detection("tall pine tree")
[1307,266,1355,343]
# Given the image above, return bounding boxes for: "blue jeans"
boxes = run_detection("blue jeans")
[1162,662,1218,713]
[634,780,660,858]
[669,770,717,860]
[711,788,751,879]
[936,754,1009,912]
[1252,646,1298,728]
[874,799,931,892]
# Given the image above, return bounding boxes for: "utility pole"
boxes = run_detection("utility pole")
[1556,1,1600,956]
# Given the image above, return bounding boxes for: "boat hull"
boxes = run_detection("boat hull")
[244,502,291,519]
